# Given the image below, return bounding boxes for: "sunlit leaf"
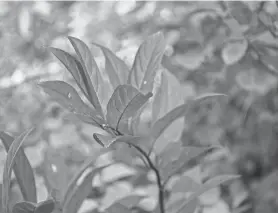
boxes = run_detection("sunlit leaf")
[0,132,37,203]
[222,39,248,65]
[106,85,152,133]
[68,37,102,114]
[176,175,239,213]
[12,201,36,213]
[34,199,55,213]
[128,32,166,93]
[105,203,130,213]
[62,170,94,213]
[2,128,34,213]
[167,197,198,213]
[39,81,105,126]
[62,149,110,205]
[93,43,130,86]
[50,47,102,115]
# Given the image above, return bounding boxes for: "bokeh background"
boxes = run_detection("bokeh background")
[1,1,278,213]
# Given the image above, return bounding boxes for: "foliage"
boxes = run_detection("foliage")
[0,32,237,213]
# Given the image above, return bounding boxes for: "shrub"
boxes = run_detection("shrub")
[0,32,238,213]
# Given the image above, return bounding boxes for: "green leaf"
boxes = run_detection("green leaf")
[34,199,55,213]
[150,93,227,153]
[0,132,37,203]
[12,202,36,213]
[50,47,102,115]
[176,175,239,213]
[105,203,130,213]
[171,176,201,193]
[106,85,152,133]
[67,37,102,114]
[62,149,110,205]
[167,197,198,213]
[161,145,215,182]
[93,134,149,151]
[62,170,94,213]
[115,195,145,209]
[152,70,168,123]
[222,39,248,65]
[128,32,166,93]
[92,43,129,86]
[39,81,105,126]
[226,1,253,25]
[2,128,34,213]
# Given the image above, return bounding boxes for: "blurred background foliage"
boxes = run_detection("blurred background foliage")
[1,1,278,213]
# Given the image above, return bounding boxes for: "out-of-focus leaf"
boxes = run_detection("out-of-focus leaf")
[128,32,166,93]
[12,202,36,213]
[39,81,105,126]
[106,85,152,133]
[152,70,168,123]
[150,93,226,154]
[93,43,130,87]
[161,146,215,182]
[172,176,201,193]
[68,37,103,114]
[34,199,55,213]
[226,1,253,25]
[62,148,110,205]
[50,48,102,115]
[222,39,248,65]
[115,195,145,209]
[62,170,94,213]
[176,175,239,213]
[167,197,198,213]
[0,132,37,204]
[105,203,130,213]
[2,128,34,213]
[43,149,70,201]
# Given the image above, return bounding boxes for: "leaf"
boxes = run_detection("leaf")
[172,176,201,193]
[34,199,55,213]
[176,175,239,213]
[161,146,215,182]
[39,81,105,126]
[150,93,227,153]
[67,37,102,114]
[128,32,166,93]
[167,197,198,213]
[62,170,94,213]
[222,39,248,65]
[226,1,253,25]
[105,203,130,213]
[93,134,150,151]
[115,195,145,209]
[50,47,103,115]
[0,132,37,203]
[62,148,110,205]
[92,43,130,86]
[2,128,34,213]
[12,202,36,213]
[106,85,152,132]
[152,70,168,123]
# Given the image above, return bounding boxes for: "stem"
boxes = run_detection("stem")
[127,144,165,213]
